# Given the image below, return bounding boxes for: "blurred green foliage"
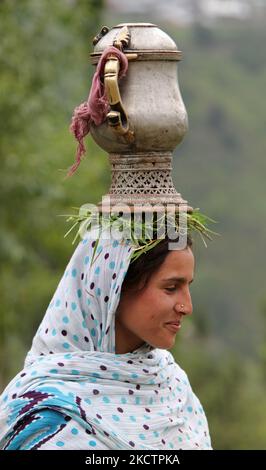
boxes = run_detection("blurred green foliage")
[0,0,107,381]
[0,1,266,449]
[168,21,266,449]
[168,22,266,449]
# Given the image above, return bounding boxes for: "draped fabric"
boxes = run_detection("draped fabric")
[68,46,128,176]
[0,228,212,450]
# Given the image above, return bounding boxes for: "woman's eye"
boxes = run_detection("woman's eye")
[165,287,177,292]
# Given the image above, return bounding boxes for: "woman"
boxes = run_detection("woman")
[0,228,212,450]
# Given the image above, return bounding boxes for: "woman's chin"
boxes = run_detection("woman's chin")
[148,335,176,350]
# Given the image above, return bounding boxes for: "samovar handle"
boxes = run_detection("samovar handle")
[104,26,134,143]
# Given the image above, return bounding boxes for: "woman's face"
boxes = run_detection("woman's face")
[115,247,194,354]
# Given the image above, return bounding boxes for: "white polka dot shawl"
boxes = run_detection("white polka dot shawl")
[0,229,212,450]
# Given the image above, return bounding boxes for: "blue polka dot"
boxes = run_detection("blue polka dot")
[50,369,58,374]
[89,440,97,447]
[82,310,86,319]
[64,353,72,359]
[112,373,120,380]
[31,371,37,376]
[131,373,139,379]
[109,261,115,269]
[85,398,92,404]
[3,395,8,403]
[62,316,69,324]
[96,288,101,296]
[82,238,88,245]
[77,289,82,298]
[139,434,146,440]
[52,328,57,336]
[71,370,80,375]
[73,335,79,342]
[56,441,65,447]
[82,320,87,328]
[103,396,110,404]
[95,266,100,275]
[112,415,120,422]
[120,261,124,269]
[130,416,136,422]
[187,406,193,413]
[63,342,70,349]
[15,381,21,388]
[112,240,119,248]
[96,245,103,253]
[55,299,61,307]
[71,302,77,311]
[72,268,77,278]
[84,256,90,265]
[87,298,91,306]
[92,373,100,378]
[90,328,96,337]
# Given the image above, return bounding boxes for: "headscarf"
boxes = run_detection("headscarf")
[0,228,212,450]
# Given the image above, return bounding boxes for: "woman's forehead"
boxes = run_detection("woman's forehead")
[154,249,194,280]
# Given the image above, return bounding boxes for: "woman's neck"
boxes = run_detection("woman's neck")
[115,318,145,354]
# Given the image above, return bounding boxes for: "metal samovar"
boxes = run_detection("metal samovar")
[90,23,190,213]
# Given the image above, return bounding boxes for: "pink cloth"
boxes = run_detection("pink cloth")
[67,46,128,177]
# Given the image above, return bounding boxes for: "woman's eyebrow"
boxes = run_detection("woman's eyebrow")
[162,277,194,284]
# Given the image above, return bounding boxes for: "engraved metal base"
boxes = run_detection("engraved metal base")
[98,152,192,212]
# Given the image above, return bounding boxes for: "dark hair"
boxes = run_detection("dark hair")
[122,234,193,293]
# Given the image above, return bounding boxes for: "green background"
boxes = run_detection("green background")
[1,0,266,449]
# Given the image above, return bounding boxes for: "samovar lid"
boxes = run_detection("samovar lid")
[90,23,182,65]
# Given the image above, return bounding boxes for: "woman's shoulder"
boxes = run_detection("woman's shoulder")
[164,349,190,382]
[4,408,70,450]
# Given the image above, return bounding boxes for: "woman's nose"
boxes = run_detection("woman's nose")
[184,297,193,316]
[175,288,193,316]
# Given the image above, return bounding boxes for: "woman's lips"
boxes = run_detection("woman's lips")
[165,322,181,333]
